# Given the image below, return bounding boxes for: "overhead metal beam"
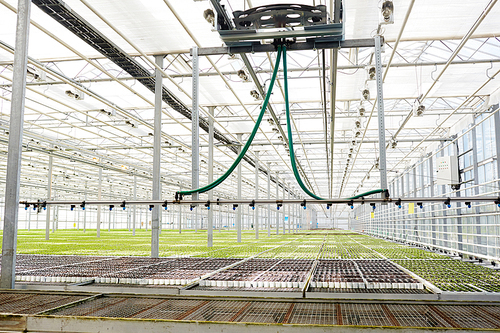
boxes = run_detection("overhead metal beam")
[196,38,377,56]
[7,58,500,86]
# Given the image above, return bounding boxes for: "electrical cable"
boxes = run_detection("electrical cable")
[177,45,283,197]
[283,45,387,201]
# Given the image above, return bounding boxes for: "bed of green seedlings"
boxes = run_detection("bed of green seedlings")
[320,235,382,259]
[348,235,448,259]
[2,229,296,257]
[395,259,500,292]
[285,242,322,259]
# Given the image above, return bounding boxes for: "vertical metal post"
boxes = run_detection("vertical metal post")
[471,123,482,254]
[400,174,404,240]
[287,185,290,233]
[451,140,463,252]
[26,201,30,231]
[108,185,112,232]
[412,165,418,242]
[45,152,53,240]
[178,201,182,233]
[0,0,31,289]
[428,155,436,245]
[207,106,214,247]
[439,147,448,248]
[83,181,87,233]
[374,35,388,191]
[254,151,259,239]
[133,175,137,236]
[151,55,163,257]
[275,171,279,235]
[236,133,242,242]
[494,106,500,189]
[494,106,500,259]
[282,182,285,234]
[191,46,200,233]
[404,172,410,240]
[267,163,271,237]
[97,166,102,237]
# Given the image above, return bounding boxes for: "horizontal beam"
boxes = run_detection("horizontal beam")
[196,38,377,56]
[21,196,500,207]
[3,58,498,86]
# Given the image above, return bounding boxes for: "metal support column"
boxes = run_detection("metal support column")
[97,166,102,237]
[208,106,215,247]
[427,155,436,245]
[412,164,418,242]
[267,163,271,237]
[282,182,286,234]
[133,175,137,236]
[178,198,182,234]
[471,123,483,255]
[494,106,500,189]
[151,55,163,258]
[0,0,31,289]
[45,152,53,239]
[287,185,291,233]
[276,171,279,235]
[83,181,87,233]
[236,133,242,242]
[191,46,200,232]
[254,151,259,239]
[374,35,388,191]
[400,174,404,240]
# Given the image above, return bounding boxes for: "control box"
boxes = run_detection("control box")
[436,156,459,185]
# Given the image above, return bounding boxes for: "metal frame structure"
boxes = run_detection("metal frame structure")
[0,0,499,290]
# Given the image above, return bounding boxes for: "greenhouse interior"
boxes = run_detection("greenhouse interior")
[0,0,500,332]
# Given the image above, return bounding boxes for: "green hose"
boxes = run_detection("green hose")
[177,44,386,201]
[177,46,283,197]
[283,45,323,200]
[283,45,387,201]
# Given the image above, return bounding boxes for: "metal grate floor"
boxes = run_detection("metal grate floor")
[0,293,88,314]
[1,292,498,330]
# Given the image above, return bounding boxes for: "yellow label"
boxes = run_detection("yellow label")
[370,212,374,219]
[73,223,76,228]
[408,203,414,214]
[356,216,358,220]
